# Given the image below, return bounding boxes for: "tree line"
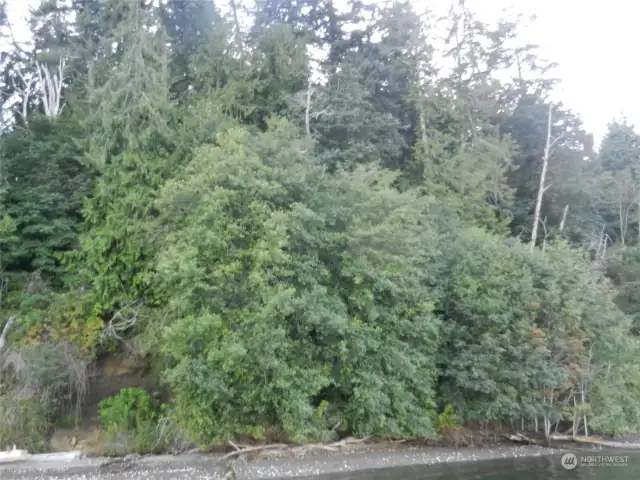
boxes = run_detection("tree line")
[1,0,640,451]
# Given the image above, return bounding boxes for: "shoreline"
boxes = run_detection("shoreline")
[0,444,562,479]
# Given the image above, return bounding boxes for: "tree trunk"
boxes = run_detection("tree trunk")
[36,58,66,118]
[637,201,640,245]
[305,79,312,139]
[530,104,556,251]
[581,390,589,437]
[420,103,428,145]
[572,396,578,438]
[619,194,626,246]
[559,205,569,232]
[0,316,15,354]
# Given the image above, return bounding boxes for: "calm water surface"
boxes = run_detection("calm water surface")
[304,452,640,479]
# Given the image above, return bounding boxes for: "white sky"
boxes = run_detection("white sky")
[459,0,635,144]
[4,0,635,143]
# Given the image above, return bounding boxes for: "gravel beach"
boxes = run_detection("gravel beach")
[0,445,560,479]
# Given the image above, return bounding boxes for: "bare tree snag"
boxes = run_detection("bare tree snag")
[530,104,563,251]
[540,216,551,252]
[305,79,312,139]
[293,77,331,140]
[637,200,640,245]
[36,58,66,118]
[419,106,428,145]
[559,205,569,232]
[0,316,15,354]
[11,65,36,126]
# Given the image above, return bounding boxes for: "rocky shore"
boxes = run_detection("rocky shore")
[0,444,560,479]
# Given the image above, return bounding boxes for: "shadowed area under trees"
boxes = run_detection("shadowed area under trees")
[1,0,640,454]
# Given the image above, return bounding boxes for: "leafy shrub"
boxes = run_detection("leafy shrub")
[0,395,49,452]
[43,290,104,355]
[98,388,167,454]
[436,404,460,431]
[0,340,89,442]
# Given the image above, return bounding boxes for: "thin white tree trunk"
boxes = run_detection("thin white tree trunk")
[305,80,312,139]
[572,396,579,438]
[619,193,627,245]
[0,316,15,354]
[530,104,561,251]
[637,201,640,245]
[559,205,569,232]
[419,98,428,145]
[12,65,35,126]
[36,58,66,118]
[582,390,588,437]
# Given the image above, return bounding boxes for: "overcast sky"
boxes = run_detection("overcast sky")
[465,0,634,144]
[4,0,635,143]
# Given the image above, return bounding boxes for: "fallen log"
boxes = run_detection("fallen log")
[505,432,549,446]
[217,436,375,463]
[549,434,640,449]
[219,443,288,462]
[506,432,640,449]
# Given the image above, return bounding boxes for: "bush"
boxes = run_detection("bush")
[436,404,461,431]
[3,342,89,421]
[98,388,167,454]
[0,395,49,452]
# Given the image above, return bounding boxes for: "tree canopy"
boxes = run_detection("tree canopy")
[1,0,640,449]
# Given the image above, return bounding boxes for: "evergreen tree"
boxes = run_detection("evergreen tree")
[69,0,175,310]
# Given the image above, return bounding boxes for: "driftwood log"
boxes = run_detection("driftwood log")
[549,434,640,449]
[507,432,640,449]
[217,436,374,462]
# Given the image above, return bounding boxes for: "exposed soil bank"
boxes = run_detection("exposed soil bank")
[0,445,560,479]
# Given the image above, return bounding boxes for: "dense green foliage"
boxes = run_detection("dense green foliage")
[2,0,640,451]
[98,387,167,453]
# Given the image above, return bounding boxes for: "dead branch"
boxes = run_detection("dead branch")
[36,58,66,118]
[219,443,288,461]
[594,224,611,269]
[540,216,551,253]
[11,65,36,126]
[287,86,332,136]
[154,417,171,449]
[217,436,374,462]
[101,301,142,342]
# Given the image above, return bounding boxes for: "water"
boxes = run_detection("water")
[303,452,640,479]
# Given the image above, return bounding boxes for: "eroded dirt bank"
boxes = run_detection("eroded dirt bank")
[0,445,560,480]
